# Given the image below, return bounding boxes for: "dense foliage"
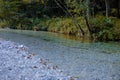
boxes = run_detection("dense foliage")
[0,0,120,41]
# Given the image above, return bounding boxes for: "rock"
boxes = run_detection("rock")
[0,40,73,80]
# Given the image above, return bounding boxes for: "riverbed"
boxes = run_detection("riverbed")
[0,29,120,80]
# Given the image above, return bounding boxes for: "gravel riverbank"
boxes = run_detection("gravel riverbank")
[0,39,73,80]
[0,30,120,80]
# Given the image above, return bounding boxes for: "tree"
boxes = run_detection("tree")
[117,0,120,17]
[54,0,85,37]
[105,0,110,17]
[0,0,20,20]
[54,0,94,38]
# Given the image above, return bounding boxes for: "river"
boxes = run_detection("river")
[0,29,120,80]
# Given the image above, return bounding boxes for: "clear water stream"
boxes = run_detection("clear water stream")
[0,29,120,80]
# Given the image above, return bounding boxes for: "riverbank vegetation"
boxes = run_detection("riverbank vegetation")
[0,0,120,41]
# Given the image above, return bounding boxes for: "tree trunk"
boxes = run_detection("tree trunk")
[84,14,93,39]
[105,0,110,18]
[117,0,120,17]
[86,0,90,20]
[84,0,93,39]
[54,0,85,37]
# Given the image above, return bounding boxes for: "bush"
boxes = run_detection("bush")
[113,18,120,40]
[0,20,10,28]
[91,15,120,41]
[36,18,49,31]
[47,18,77,35]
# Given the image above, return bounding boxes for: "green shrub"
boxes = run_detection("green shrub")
[111,8,117,16]
[47,18,77,35]
[113,19,120,40]
[90,15,116,41]
[0,20,10,28]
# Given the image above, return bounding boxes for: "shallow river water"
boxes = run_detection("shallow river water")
[0,29,120,80]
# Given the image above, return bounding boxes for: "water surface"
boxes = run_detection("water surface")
[0,29,120,80]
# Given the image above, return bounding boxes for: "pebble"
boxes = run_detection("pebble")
[0,40,73,80]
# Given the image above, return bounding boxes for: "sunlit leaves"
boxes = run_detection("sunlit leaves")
[66,0,83,15]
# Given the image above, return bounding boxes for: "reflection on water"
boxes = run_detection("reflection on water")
[47,32,93,43]
[0,29,92,42]
[0,29,120,54]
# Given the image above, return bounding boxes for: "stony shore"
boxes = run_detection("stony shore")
[0,39,73,80]
[0,30,120,80]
